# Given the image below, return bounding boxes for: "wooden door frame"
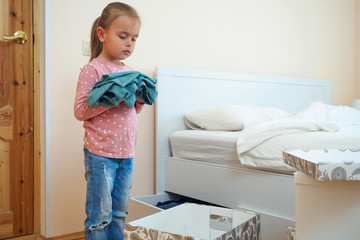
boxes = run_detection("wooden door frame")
[33,0,43,235]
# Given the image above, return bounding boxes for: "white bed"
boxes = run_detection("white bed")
[170,128,360,173]
[155,67,334,240]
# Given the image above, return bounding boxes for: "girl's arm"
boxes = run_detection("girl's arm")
[74,66,110,121]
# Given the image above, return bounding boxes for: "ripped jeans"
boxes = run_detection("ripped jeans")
[84,148,133,240]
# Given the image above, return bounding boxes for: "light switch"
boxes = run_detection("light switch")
[83,40,91,56]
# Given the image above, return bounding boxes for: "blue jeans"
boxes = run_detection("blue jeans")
[83,148,133,240]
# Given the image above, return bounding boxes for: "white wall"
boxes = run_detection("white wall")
[44,0,356,237]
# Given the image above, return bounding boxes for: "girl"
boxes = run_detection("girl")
[74,2,142,239]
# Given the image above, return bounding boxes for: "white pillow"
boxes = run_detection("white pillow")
[184,105,291,131]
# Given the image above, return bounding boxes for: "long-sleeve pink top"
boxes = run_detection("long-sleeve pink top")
[74,58,144,158]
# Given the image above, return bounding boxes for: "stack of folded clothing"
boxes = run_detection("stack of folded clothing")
[86,71,158,109]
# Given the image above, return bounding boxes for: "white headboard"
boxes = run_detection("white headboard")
[155,66,331,193]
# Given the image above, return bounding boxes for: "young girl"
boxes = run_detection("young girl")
[74,2,142,239]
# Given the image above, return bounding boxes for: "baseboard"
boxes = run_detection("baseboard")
[37,235,46,240]
[4,234,40,240]
[5,231,84,240]
[39,232,84,240]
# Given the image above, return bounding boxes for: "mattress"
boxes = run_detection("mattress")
[170,130,241,165]
[170,127,360,173]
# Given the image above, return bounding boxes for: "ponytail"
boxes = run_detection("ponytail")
[90,17,102,61]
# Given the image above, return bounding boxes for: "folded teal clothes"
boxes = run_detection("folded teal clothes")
[86,71,158,109]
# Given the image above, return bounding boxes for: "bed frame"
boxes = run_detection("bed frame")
[155,67,331,240]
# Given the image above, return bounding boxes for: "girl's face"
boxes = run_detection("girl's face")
[97,15,140,65]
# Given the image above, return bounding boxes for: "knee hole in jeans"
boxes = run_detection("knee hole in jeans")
[88,221,110,231]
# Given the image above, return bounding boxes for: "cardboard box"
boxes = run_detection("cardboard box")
[124,203,260,240]
[283,149,360,180]
[286,227,295,240]
[126,198,163,223]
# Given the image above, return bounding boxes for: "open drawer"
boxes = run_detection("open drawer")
[126,192,218,223]
[126,192,187,223]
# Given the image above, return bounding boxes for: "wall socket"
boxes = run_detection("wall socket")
[83,40,91,56]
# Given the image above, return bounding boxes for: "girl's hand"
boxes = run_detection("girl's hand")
[136,97,143,103]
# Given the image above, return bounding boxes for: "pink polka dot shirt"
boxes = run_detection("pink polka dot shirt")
[74,58,144,158]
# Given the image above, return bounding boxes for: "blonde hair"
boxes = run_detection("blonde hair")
[90,2,140,61]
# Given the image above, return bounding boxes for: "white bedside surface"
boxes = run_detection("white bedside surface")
[294,172,360,240]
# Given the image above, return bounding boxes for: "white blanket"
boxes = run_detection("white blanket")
[236,119,340,158]
[236,101,360,162]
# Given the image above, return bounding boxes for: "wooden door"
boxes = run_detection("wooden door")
[0,0,34,238]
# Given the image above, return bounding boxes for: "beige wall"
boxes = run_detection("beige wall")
[44,0,357,237]
[356,0,360,99]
